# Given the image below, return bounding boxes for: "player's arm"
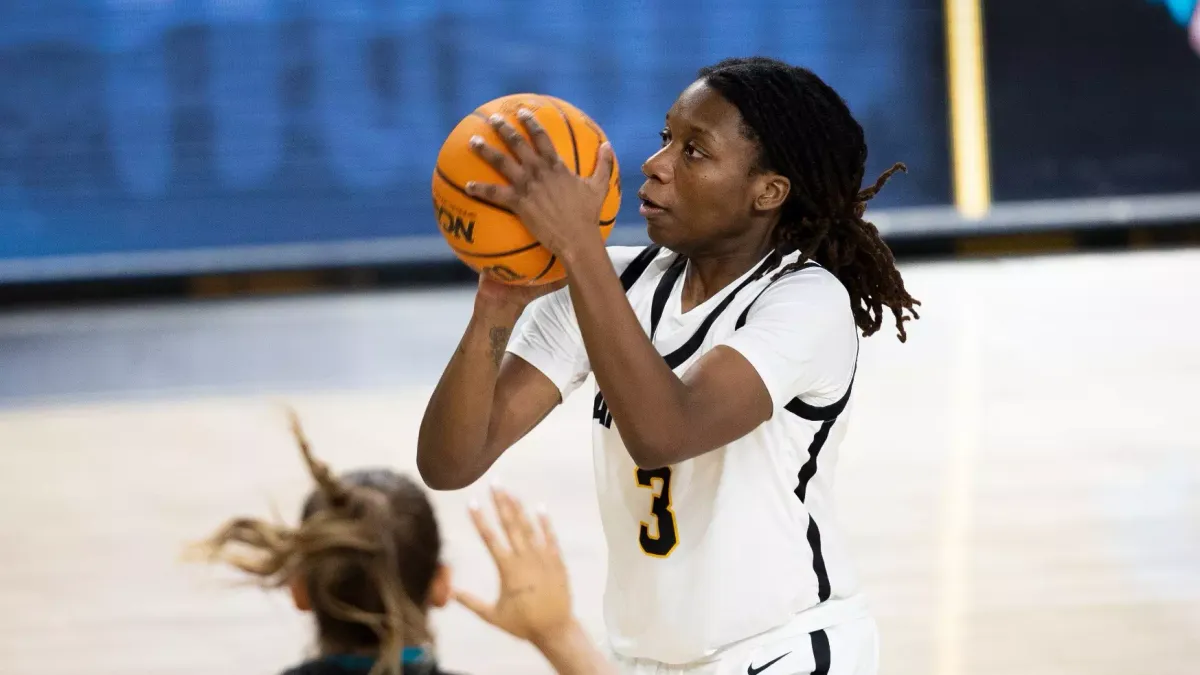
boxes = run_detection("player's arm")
[417,295,562,491]
[562,245,852,469]
[561,244,768,468]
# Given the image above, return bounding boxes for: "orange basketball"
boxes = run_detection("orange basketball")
[432,93,621,285]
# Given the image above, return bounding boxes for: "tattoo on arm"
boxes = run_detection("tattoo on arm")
[488,326,511,368]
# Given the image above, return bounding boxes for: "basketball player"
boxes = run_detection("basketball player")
[201,413,615,675]
[418,57,920,675]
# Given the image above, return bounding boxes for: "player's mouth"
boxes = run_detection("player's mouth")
[637,191,667,217]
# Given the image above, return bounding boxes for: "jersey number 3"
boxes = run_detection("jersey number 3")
[636,467,678,557]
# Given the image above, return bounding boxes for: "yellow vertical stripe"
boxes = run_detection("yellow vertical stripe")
[945,0,992,218]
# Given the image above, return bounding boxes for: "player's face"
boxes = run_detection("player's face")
[638,80,776,254]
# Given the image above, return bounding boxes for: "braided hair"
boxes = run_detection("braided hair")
[699,57,921,341]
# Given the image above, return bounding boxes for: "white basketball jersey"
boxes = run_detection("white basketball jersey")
[509,245,869,665]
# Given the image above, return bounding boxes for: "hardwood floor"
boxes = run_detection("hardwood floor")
[0,249,1196,675]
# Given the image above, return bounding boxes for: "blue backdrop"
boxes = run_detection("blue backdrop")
[0,0,949,278]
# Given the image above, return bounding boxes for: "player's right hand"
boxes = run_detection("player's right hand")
[474,271,566,315]
[454,486,574,647]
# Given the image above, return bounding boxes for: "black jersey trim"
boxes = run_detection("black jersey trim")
[659,254,779,370]
[649,255,686,338]
[784,379,854,421]
[733,261,821,330]
[618,244,662,292]
[797,419,836,604]
[593,244,662,431]
[783,340,858,421]
[811,628,832,675]
[795,419,834,503]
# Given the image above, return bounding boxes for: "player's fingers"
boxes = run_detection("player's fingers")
[488,114,541,168]
[537,508,562,559]
[516,108,561,164]
[469,136,525,188]
[499,488,539,550]
[468,499,510,563]
[590,142,616,190]
[464,181,518,211]
[453,589,498,626]
[491,487,530,554]
[481,267,518,286]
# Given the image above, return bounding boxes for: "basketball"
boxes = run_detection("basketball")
[432,94,621,285]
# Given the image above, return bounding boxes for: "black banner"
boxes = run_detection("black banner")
[985,0,1200,201]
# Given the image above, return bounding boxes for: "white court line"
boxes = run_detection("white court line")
[934,284,982,675]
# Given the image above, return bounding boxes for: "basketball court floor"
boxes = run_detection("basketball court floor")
[0,247,1197,675]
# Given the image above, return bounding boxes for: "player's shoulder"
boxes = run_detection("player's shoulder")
[754,260,851,313]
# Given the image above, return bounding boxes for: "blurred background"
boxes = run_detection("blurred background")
[0,1,1197,674]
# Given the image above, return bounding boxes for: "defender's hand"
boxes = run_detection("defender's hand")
[454,487,573,646]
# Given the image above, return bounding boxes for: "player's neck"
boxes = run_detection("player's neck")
[681,244,773,313]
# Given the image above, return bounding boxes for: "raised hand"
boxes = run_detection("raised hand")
[465,109,614,261]
[454,486,573,645]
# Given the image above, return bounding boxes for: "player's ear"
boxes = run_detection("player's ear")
[428,563,452,608]
[753,173,790,212]
[289,574,311,612]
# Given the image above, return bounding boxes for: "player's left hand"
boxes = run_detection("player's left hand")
[454,485,574,646]
[465,110,614,260]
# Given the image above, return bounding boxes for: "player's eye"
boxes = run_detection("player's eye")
[683,142,704,159]
[659,128,670,147]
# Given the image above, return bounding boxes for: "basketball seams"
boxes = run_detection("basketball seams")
[546,96,619,228]
[454,245,556,284]
[433,167,515,215]
[436,93,620,286]
[550,98,623,227]
[543,97,581,175]
[437,111,615,228]
[445,240,542,259]
[532,254,559,281]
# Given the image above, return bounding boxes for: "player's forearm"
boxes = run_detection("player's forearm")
[417,306,520,490]
[561,242,691,468]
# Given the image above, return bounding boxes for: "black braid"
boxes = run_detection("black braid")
[699,57,921,342]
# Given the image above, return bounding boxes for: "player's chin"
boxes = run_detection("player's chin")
[643,212,682,247]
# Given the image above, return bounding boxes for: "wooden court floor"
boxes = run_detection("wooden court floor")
[0,248,1197,675]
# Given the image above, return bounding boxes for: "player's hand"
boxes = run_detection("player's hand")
[454,486,574,646]
[473,270,565,317]
[464,110,614,261]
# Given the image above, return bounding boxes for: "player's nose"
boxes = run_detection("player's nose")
[641,146,673,184]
